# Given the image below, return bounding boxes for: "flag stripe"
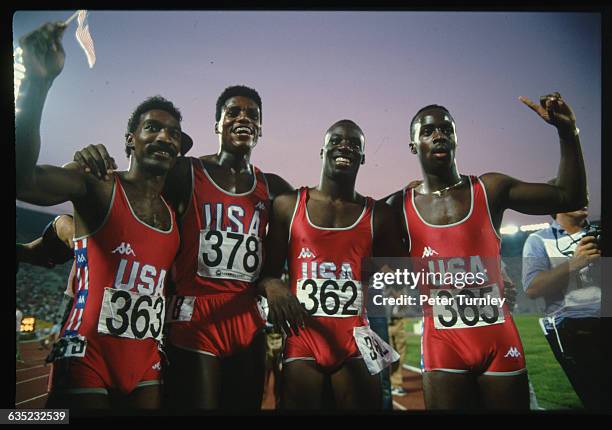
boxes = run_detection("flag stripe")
[75,10,96,68]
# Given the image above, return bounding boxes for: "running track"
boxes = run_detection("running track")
[16,340,425,410]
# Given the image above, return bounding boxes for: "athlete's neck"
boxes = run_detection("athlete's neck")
[215,149,252,174]
[123,165,167,198]
[317,172,358,202]
[419,164,462,195]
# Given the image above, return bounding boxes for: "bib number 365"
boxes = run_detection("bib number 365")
[98,288,164,341]
[432,284,505,329]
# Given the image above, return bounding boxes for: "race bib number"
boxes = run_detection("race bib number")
[97,288,165,341]
[432,284,505,330]
[198,229,262,282]
[165,295,196,323]
[47,335,87,362]
[296,278,362,318]
[353,326,400,375]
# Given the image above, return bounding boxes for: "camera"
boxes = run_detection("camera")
[583,223,602,247]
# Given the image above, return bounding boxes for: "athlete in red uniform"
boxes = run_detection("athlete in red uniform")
[259,120,405,410]
[385,96,587,409]
[16,22,190,409]
[74,86,293,410]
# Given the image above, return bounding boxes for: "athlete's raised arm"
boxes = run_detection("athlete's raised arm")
[16,22,92,206]
[257,191,307,336]
[481,92,587,220]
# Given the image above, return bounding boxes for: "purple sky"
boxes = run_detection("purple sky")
[14,11,601,227]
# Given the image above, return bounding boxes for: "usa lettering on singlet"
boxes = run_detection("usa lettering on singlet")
[171,158,271,298]
[404,175,507,330]
[53,175,179,361]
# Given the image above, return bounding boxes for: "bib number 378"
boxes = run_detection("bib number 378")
[98,288,164,341]
[198,229,262,282]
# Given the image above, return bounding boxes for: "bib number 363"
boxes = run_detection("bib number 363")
[198,229,262,282]
[353,326,400,375]
[98,288,165,341]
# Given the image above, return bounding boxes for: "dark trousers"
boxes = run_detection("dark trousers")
[544,318,607,411]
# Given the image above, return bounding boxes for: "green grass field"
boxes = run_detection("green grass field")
[401,315,582,410]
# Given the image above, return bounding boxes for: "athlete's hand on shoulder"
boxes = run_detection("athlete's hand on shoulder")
[73,144,118,180]
[518,92,577,137]
[263,279,307,337]
[19,22,67,83]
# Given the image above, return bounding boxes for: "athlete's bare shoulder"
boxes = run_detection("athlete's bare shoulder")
[376,189,404,212]
[479,172,513,204]
[263,172,294,199]
[199,154,217,165]
[271,189,299,217]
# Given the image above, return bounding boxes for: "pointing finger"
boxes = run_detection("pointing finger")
[518,96,542,114]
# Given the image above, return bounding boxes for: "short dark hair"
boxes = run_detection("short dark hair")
[125,96,183,157]
[410,104,453,142]
[326,119,364,136]
[215,85,262,123]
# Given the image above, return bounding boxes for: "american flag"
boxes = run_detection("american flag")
[75,10,96,68]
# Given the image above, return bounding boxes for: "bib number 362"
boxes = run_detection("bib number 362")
[98,288,164,341]
[296,278,362,317]
[198,229,262,282]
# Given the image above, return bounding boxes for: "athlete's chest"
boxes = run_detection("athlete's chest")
[412,187,471,226]
[121,187,171,231]
[306,199,364,228]
[201,163,256,194]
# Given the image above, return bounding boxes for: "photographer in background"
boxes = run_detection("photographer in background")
[522,180,602,410]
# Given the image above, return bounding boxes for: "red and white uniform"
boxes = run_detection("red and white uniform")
[284,187,372,371]
[167,158,269,357]
[51,175,179,394]
[404,175,526,375]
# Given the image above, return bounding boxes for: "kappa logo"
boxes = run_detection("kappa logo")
[504,346,522,358]
[76,254,87,264]
[152,361,162,371]
[111,242,136,257]
[255,201,266,211]
[422,246,439,258]
[298,247,316,259]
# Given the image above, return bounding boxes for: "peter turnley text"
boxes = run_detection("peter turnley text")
[372,294,506,308]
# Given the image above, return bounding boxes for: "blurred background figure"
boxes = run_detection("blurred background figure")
[522,193,603,411]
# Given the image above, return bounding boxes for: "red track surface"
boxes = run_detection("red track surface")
[16,340,425,411]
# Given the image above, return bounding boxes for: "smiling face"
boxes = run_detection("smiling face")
[412,107,457,173]
[127,109,182,175]
[216,96,261,154]
[321,121,365,178]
